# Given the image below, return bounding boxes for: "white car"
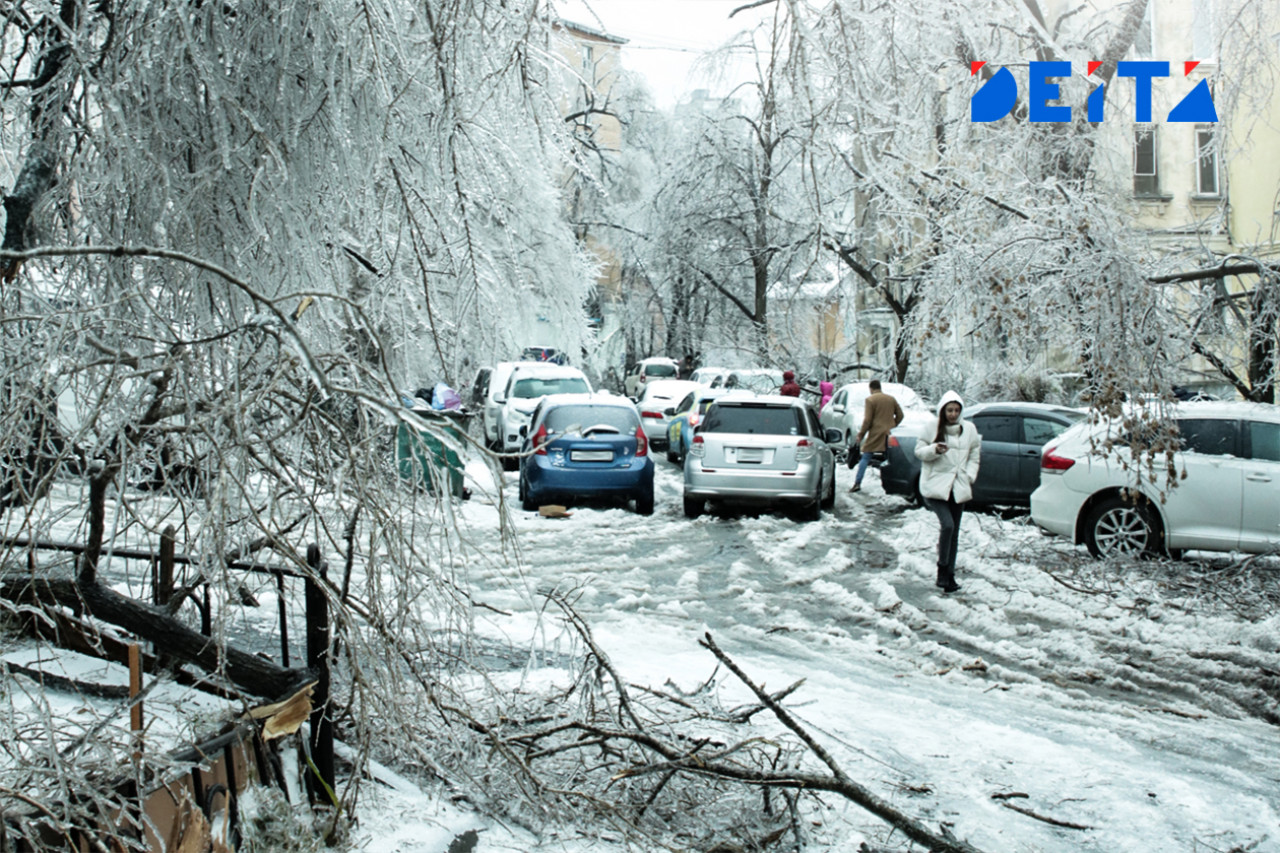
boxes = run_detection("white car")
[495,365,593,467]
[688,366,728,387]
[819,381,934,452]
[1030,401,1280,558]
[719,368,784,395]
[636,379,702,450]
[625,357,680,399]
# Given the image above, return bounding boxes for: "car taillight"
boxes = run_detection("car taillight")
[689,413,700,427]
[1041,447,1075,471]
[690,434,706,458]
[641,410,663,419]
[635,427,649,457]
[532,423,550,455]
[796,438,814,460]
[887,435,899,448]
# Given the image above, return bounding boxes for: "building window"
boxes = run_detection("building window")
[1192,0,1215,60]
[1195,126,1219,196]
[1132,3,1154,58]
[582,44,595,85]
[1134,127,1159,196]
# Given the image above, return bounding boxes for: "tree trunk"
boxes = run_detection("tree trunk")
[1,576,313,698]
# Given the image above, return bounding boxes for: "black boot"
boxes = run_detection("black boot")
[939,565,960,594]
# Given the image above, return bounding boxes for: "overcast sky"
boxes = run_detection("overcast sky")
[552,0,773,106]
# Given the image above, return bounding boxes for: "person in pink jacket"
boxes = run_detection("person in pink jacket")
[819,380,834,410]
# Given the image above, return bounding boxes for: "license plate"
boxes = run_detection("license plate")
[571,450,614,462]
[737,447,764,463]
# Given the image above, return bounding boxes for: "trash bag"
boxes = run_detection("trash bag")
[432,382,463,411]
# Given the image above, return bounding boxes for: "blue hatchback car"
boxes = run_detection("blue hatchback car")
[518,395,655,514]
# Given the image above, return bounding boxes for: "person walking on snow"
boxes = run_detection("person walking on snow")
[913,390,981,594]
[850,379,903,493]
[819,380,834,410]
[780,370,801,397]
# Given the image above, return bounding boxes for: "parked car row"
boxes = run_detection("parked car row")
[470,358,1279,561]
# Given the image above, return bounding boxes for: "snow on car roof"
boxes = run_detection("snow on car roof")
[640,379,701,398]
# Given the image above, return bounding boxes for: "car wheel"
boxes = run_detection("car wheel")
[518,478,537,511]
[666,447,681,464]
[635,488,655,516]
[909,476,923,508]
[821,467,836,509]
[845,433,857,469]
[683,496,704,519]
[1083,496,1159,559]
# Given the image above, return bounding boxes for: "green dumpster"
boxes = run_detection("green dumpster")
[396,408,468,498]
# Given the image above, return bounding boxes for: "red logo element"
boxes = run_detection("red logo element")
[1088,60,1102,76]
[1184,61,1200,76]
[970,61,986,76]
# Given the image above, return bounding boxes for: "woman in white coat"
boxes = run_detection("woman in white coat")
[913,390,981,593]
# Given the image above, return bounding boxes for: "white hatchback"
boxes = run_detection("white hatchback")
[636,379,703,449]
[1030,401,1280,558]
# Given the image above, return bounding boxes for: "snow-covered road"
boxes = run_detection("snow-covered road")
[454,455,1280,852]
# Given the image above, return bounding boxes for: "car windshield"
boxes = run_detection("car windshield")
[644,363,677,378]
[544,405,638,435]
[512,377,589,399]
[703,404,800,436]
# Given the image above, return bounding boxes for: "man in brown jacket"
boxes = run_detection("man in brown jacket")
[851,380,904,492]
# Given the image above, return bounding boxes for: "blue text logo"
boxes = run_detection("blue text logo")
[970,61,1217,123]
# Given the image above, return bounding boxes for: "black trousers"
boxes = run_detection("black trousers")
[923,494,964,583]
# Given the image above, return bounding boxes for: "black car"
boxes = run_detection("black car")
[881,402,1086,506]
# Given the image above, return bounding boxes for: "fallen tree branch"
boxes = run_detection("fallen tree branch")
[699,633,985,853]
[999,800,1093,830]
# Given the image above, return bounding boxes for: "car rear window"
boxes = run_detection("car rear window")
[644,363,677,378]
[703,404,801,435]
[512,377,589,398]
[545,405,638,434]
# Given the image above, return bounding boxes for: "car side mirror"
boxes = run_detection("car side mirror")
[825,428,844,445]
[832,404,845,414]
[519,425,528,438]
[663,407,676,417]
[494,394,506,404]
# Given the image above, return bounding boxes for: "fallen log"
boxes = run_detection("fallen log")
[2,575,312,699]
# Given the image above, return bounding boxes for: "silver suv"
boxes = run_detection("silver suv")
[682,396,842,521]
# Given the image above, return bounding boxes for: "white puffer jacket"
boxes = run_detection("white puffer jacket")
[913,390,982,503]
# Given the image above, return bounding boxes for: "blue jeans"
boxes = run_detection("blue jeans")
[854,451,878,487]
